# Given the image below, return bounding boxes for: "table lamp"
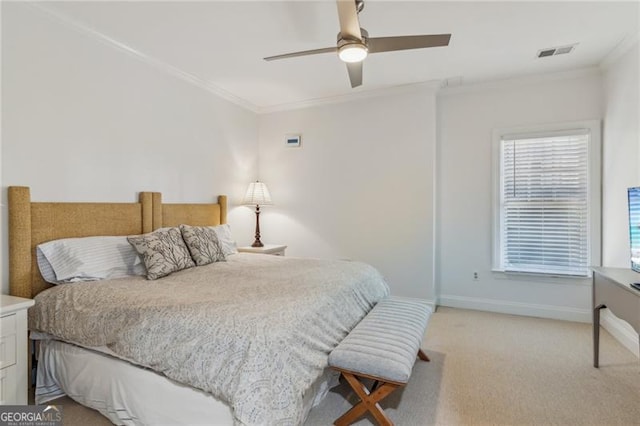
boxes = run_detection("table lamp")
[242,181,273,247]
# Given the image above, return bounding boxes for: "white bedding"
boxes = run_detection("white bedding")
[35,339,339,425]
[30,253,389,425]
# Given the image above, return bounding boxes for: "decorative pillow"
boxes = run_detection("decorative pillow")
[127,228,195,280]
[36,236,146,284]
[211,224,238,256]
[179,224,227,266]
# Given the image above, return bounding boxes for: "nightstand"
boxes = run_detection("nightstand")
[237,244,287,256]
[0,295,35,405]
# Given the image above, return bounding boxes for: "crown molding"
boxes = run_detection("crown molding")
[437,67,602,97]
[22,2,622,117]
[258,80,441,114]
[27,2,440,116]
[599,32,640,70]
[26,2,261,114]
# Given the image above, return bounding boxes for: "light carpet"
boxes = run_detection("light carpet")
[43,307,640,425]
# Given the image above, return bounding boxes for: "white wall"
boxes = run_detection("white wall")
[258,88,438,300]
[600,41,640,357]
[0,3,258,294]
[436,70,603,321]
[602,42,640,268]
[1,4,636,345]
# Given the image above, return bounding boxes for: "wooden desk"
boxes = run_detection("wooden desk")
[592,267,640,367]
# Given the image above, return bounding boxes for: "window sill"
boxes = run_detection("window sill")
[491,269,592,285]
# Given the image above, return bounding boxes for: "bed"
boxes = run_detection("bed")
[8,186,389,425]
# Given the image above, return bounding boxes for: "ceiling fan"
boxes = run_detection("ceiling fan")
[264,0,451,88]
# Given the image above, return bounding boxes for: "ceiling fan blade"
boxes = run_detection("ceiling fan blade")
[336,0,362,40]
[346,61,363,88]
[368,34,451,54]
[264,47,337,61]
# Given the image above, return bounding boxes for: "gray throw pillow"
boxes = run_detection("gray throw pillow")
[127,227,195,280]
[179,224,227,266]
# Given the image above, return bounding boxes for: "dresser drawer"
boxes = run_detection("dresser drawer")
[0,314,17,369]
[0,314,16,337]
[0,364,18,405]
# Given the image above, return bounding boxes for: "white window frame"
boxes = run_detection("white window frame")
[492,120,601,278]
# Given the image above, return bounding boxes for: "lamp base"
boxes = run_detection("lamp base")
[251,206,264,248]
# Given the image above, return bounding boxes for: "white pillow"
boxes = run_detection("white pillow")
[211,224,238,255]
[37,236,146,284]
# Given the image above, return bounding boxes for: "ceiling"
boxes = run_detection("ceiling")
[35,1,639,111]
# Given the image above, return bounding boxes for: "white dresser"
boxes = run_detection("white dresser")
[0,295,34,405]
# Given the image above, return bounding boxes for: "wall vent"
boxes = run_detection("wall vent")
[537,44,577,58]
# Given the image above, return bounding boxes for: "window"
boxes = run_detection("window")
[493,122,601,277]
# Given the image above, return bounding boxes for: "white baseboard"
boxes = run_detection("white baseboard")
[438,294,591,323]
[601,309,640,358]
[438,295,639,358]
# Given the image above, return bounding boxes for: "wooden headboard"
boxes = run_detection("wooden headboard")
[8,187,228,299]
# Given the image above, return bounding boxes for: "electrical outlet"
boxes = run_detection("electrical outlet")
[473,271,479,281]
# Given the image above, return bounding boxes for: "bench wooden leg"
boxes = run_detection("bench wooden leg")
[418,349,430,362]
[335,372,401,426]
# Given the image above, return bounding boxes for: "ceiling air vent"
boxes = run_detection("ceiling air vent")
[538,48,556,58]
[537,44,577,58]
[554,46,573,55]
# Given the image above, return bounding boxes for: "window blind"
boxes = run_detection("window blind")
[500,133,589,276]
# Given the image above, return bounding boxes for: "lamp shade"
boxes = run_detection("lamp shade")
[242,181,273,206]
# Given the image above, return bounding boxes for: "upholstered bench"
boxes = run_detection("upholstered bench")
[328,296,432,426]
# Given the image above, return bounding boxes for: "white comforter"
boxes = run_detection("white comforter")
[30,253,389,425]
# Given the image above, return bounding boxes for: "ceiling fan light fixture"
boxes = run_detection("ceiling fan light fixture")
[338,43,368,63]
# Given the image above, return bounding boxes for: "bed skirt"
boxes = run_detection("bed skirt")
[36,339,339,425]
